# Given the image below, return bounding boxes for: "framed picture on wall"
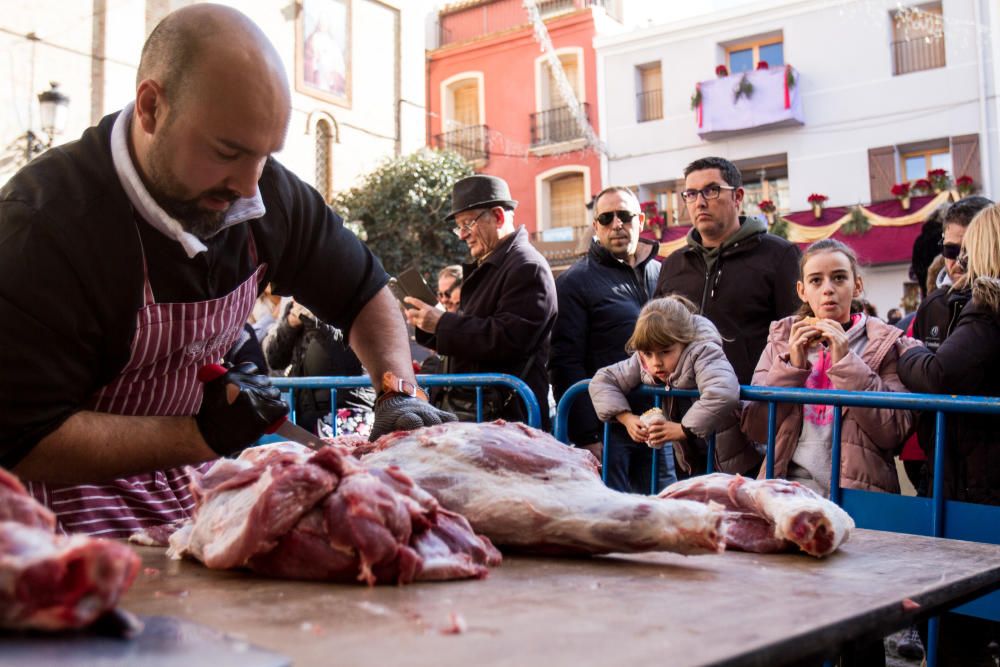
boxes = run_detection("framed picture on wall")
[296,0,351,107]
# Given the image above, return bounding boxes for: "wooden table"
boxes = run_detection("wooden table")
[118,529,1000,667]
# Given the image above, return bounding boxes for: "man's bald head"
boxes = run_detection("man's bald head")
[137,4,289,111]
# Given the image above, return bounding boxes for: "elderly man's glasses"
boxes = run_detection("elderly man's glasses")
[680,184,736,203]
[595,210,637,226]
[452,209,490,238]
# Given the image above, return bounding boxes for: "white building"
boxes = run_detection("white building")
[0,0,428,198]
[595,0,999,314]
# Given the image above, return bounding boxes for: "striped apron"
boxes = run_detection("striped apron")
[28,227,267,538]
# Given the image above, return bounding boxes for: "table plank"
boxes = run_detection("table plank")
[119,529,1000,667]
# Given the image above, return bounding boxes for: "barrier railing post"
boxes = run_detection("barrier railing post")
[829,407,843,506]
[602,422,610,484]
[927,410,948,667]
[766,401,777,479]
[706,433,716,474]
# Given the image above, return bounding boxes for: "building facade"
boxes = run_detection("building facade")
[0,0,428,199]
[596,0,1000,314]
[427,0,627,264]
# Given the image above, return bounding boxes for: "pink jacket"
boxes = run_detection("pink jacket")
[741,315,918,494]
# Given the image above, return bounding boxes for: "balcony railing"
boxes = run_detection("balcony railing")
[636,89,662,123]
[892,37,946,76]
[438,0,618,47]
[695,67,804,141]
[530,103,589,147]
[434,124,489,163]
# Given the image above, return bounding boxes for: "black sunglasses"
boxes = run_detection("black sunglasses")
[939,241,962,260]
[596,210,637,226]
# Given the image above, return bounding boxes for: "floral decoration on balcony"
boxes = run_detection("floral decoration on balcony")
[733,74,754,103]
[807,193,828,219]
[640,200,665,239]
[715,64,729,78]
[891,181,912,210]
[785,65,797,90]
[928,168,951,193]
[757,199,777,214]
[690,86,702,111]
[956,174,975,197]
[756,60,769,70]
[841,206,872,236]
[911,178,932,195]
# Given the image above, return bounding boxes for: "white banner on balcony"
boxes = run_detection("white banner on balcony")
[698,67,804,141]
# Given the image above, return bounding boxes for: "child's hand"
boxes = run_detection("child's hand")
[788,318,821,368]
[616,412,649,444]
[646,420,685,448]
[813,319,850,364]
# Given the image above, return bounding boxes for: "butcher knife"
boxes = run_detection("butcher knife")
[196,364,323,451]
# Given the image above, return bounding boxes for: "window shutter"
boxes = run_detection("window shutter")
[950,134,982,191]
[868,145,896,202]
[674,179,691,224]
[550,174,585,228]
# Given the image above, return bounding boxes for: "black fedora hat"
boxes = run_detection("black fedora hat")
[445,175,518,221]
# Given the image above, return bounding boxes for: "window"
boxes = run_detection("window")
[635,62,662,122]
[732,157,790,215]
[438,72,487,162]
[901,146,952,182]
[891,3,945,75]
[543,52,582,110]
[549,173,585,228]
[453,81,479,127]
[315,119,333,202]
[727,37,783,74]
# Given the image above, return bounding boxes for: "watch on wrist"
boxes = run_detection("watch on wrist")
[376,371,429,404]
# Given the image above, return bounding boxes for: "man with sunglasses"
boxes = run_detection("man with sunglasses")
[405,175,557,429]
[549,186,670,492]
[653,157,800,397]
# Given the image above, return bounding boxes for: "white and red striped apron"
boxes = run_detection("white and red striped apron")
[28,227,267,538]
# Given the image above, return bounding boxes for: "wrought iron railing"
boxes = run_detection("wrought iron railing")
[530,103,590,147]
[892,36,946,76]
[635,89,662,122]
[434,124,489,163]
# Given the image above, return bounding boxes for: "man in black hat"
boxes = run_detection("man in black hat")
[405,175,558,429]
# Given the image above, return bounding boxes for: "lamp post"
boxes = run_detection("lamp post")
[23,82,70,162]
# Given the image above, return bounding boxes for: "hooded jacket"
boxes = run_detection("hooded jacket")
[549,237,661,445]
[742,315,918,494]
[653,216,800,385]
[589,315,756,474]
[898,277,1000,505]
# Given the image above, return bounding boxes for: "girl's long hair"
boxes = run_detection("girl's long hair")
[954,204,1000,312]
[795,239,865,318]
[626,295,699,353]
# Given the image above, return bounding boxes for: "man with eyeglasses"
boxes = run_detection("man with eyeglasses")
[436,265,463,314]
[405,175,557,429]
[549,186,671,492]
[654,157,800,395]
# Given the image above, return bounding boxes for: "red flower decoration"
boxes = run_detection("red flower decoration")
[758,199,776,213]
[715,64,729,77]
[956,175,974,187]
[807,193,829,204]
[912,178,932,192]
[890,182,911,197]
[756,60,769,70]
[928,168,948,178]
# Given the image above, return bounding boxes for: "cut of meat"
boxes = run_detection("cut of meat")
[354,421,725,556]
[0,467,140,631]
[658,473,855,557]
[168,442,500,585]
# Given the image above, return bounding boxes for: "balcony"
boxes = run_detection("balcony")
[530,103,590,151]
[636,89,662,123]
[438,0,618,48]
[434,124,489,164]
[892,37,945,76]
[695,66,803,141]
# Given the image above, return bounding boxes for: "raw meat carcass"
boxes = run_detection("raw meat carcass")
[658,473,855,557]
[354,421,725,556]
[0,468,140,631]
[167,442,500,585]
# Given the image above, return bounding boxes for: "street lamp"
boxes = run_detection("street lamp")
[24,82,70,162]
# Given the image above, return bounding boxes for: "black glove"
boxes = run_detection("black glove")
[369,395,457,441]
[196,362,289,456]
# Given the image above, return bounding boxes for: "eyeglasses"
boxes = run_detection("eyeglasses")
[452,209,490,238]
[437,284,460,300]
[680,184,736,203]
[595,210,638,226]
[939,241,962,260]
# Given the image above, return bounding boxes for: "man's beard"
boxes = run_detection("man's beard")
[145,143,239,240]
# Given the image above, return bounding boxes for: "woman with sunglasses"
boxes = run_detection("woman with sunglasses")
[897,202,1000,667]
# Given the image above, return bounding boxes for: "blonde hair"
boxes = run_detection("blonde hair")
[626,296,699,353]
[954,204,1000,311]
[795,239,865,318]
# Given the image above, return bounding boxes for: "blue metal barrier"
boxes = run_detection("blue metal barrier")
[271,373,542,432]
[555,380,1000,666]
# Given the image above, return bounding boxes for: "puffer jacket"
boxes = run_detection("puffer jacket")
[742,315,918,493]
[589,315,755,474]
[898,276,1000,505]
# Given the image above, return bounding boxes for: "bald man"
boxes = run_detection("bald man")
[0,4,452,537]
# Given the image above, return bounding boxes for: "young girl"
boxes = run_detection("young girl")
[742,239,916,497]
[589,296,754,492]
